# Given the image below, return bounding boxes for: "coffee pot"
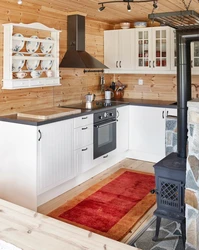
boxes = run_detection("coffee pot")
[85,93,96,103]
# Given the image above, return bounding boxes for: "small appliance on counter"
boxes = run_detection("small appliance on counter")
[105,90,114,100]
[85,92,96,109]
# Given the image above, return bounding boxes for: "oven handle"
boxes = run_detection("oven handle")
[94,119,118,128]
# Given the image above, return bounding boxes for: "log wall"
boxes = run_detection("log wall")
[0,0,199,116]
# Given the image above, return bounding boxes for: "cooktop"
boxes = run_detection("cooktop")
[61,100,125,110]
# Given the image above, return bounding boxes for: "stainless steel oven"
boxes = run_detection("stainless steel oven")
[94,109,117,159]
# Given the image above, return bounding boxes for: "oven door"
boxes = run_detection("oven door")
[94,119,117,159]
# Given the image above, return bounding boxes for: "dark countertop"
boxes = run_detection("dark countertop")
[0,99,177,126]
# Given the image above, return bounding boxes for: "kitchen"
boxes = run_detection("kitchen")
[0,0,199,249]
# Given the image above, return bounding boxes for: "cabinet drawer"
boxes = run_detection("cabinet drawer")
[92,149,116,167]
[12,80,29,88]
[74,144,93,174]
[74,124,93,150]
[74,114,93,128]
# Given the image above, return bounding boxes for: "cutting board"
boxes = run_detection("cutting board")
[17,107,81,120]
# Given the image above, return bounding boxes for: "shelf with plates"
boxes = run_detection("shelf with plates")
[3,22,61,89]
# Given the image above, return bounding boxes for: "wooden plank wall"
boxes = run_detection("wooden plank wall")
[0,0,199,116]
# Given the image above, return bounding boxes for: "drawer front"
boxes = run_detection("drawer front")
[74,124,93,150]
[74,114,93,128]
[74,144,93,174]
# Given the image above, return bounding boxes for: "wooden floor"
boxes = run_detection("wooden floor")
[38,158,157,244]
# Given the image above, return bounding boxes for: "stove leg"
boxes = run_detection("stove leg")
[180,220,186,248]
[152,216,161,241]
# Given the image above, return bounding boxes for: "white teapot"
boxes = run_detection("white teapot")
[15,70,27,79]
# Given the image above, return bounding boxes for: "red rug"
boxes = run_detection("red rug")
[49,168,156,240]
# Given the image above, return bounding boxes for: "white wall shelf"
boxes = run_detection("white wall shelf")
[2,22,61,89]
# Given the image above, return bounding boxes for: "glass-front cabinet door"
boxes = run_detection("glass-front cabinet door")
[191,41,199,74]
[135,28,151,70]
[152,27,170,71]
[170,29,177,71]
[135,26,171,71]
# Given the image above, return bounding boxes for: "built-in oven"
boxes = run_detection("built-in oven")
[94,108,117,159]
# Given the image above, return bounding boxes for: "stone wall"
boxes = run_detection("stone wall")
[186,100,199,250]
[165,116,177,155]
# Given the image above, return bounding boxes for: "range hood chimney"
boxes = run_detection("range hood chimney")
[60,15,108,69]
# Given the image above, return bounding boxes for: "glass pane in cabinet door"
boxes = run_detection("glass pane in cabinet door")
[162,58,167,67]
[156,59,160,67]
[194,42,199,57]
[156,30,160,39]
[139,59,143,66]
[138,40,143,57]
[144,59,148,67]
[139,32,143,39]
[156,40,160,57]
[162,39,166,57]
[162,30,166,38]
[144,31,148,39]
[194,58,199,67]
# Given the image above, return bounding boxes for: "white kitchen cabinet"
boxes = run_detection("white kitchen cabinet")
[0,118,74,210]
[129,106,177,162]
[135,26,171,72]
[117,105,129,153]
[37,119,74,195]
[73,114,93,174]
[104,29,134,71]
[3,22,61,89]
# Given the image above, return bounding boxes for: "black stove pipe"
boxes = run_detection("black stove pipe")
[176,30,199,158]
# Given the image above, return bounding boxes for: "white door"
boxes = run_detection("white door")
[118,29,134,69]
[129,106,166,162]
[104,30,118,69]
[37,119,75,194]
[117,106,129,153]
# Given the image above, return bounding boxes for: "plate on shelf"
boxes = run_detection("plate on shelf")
[26,53,40,70]
[40,37,54,53]
[12,33,25,52]
[26,35,40,53]
[41,54,53,70]
[12,53,25,72]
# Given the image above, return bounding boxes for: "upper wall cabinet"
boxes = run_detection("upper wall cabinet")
[104,26,177,74]
[2,23,61,89]
[104,29,135,72]
[135,26,171,72]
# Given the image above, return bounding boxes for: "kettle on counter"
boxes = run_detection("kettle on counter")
[85,93,96,103]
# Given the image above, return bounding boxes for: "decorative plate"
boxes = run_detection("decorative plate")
[41,54,53,70]
[12,33,25,52]
[40,37,54,53]
[12,53,25,72]
[26,35,40,53]
[26,53,40,70]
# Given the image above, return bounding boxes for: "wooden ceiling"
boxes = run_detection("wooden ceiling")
[24,0,199,25]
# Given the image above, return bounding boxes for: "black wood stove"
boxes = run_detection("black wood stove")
[147,13,199,248]
[152,153,186,245]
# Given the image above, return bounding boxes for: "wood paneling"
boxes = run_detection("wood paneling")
[0,1,199,116]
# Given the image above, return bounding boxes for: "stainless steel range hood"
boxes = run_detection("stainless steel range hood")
[148,10,199,30]
[60,15,108,69]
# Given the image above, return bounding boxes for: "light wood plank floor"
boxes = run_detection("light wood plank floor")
[38,158,157,243]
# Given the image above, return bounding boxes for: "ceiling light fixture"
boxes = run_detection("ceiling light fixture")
[17,0,22,4]
[98,0,158,12]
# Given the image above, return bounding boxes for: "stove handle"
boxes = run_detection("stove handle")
[94,120,118,128]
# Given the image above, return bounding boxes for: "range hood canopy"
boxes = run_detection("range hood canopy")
[60,15,108,69]
[148,10,199,30]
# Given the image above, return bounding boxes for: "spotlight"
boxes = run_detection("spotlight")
[98,4,105,11]
[17,0,22,4]
[153,1,158,8]
[127,3,131,12]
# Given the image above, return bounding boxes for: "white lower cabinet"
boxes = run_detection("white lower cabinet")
[117,106,129,153]
[74,144,93,174]
[73,114,93,174]
[37,119,74,195]
[129,106,177,162]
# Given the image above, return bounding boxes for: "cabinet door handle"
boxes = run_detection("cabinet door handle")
[149,61,151,68]
[82,127,88,130]
[38,130,42,141]
[119,61,121,68]
[82,117,88,120]
[162,111,164,119]
[153,61,155,68]
[116,61,118,68]
[166,110,169,116]
[82,147,88,152]
[103,154,108,158]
